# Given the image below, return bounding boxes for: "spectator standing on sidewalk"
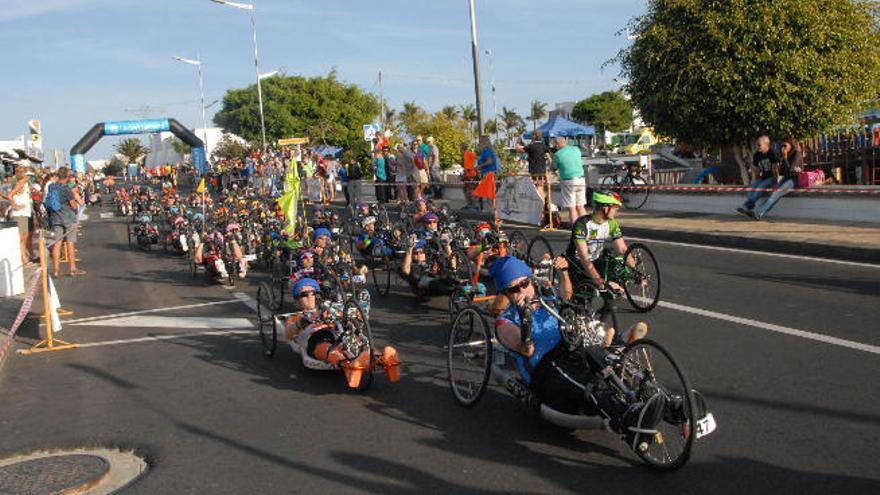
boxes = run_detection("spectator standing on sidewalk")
[752,137,803,220]
[373,150,388,204]
[383,149,397,202]
[737,135,780,217]
[46,167,85,277]
[461,143,478,210]
[427,136,443,198]
[338,159,350,205]
[525,130,549,202]
[346,156,363,205]
[553,136,587,224]
[6,168,35,266]
[396,144,416,202]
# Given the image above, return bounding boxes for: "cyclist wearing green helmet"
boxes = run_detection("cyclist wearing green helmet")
[564,190,627,291]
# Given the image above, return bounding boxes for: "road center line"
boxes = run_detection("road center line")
[77,329,253,348]
[627,237,880,269]
[62,299,245,325]
[657,300,880,355]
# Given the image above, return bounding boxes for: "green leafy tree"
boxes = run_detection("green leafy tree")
[114,137,149,165]
[440,105,459,121]
[103,156,125,176]
[169,137,191,157]
[212,134,249,160]
[571,91,633,135]
[409,114,470,168]
[484,119,499,136]
[214,70,380,150]
[617,0,880,182]
[529,100,548,130]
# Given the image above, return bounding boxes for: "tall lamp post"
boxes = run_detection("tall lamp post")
[210,0,267,149]
[485,48,498,142]
[467,0,484,137]
[172,54,210,158]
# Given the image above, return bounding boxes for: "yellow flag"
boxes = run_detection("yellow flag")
[277,156,300,233]
[196,177,206,194]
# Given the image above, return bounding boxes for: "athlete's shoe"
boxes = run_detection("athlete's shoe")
[627,321,649,343]
[341,350,371,388]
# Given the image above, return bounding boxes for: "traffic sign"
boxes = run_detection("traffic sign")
[363,123,381,141]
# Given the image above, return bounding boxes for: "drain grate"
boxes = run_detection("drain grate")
[0,448,146,495]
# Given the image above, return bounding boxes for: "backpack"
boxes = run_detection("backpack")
[44,184,63,212]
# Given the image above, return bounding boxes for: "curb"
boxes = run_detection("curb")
[450,206,878,264]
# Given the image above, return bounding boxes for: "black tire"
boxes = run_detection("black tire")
[526,235,554,282]
[621,176,650,210]
[447,286,474,322]
[618,339,697,471]
[256,283,277,357]
[341,299,375,392]
[622,242,661,312]
[508,230,528,260]
[451,248,474,288]
[371,249,391,296]
[599,174,619,190]
[447,306,492,407]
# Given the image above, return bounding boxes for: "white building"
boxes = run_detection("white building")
[145,127,247,169]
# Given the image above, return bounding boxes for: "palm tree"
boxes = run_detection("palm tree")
[484,120,498,137]
[501,107,524,145]
[399,101,425,132]
[529,100,548,130]
[384,108,396,126]
[440,105,459,120]
[459,104,478,137]
[114,137,150,165]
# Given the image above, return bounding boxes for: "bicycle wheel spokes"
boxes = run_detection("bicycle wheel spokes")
[622,176,649,210]
[619,340,695,470]
[623,242,661,312]
[526,236,554,282]
[447,307,492,407]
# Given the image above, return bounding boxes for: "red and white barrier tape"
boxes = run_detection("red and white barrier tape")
[0,269,43,366]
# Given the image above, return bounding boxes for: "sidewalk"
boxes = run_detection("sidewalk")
[357,190,880,263]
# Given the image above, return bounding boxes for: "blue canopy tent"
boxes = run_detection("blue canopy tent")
[313,144,343,158]
[524,115,595,140]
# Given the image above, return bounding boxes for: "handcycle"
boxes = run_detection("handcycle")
[446,283,716,470]
[600,160,651,210]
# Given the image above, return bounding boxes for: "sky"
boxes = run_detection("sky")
[0,0,646,161]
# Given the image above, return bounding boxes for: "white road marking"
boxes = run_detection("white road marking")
[627,237,879,269]
[71,316,253,329]
[99,212,114,219]
[657,300,880,355]
[77,329,252,348]
[62,299,245,325]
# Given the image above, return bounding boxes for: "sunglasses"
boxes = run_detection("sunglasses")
[504,278,531,295]
[297,291,316,299]
[413,250,426,255]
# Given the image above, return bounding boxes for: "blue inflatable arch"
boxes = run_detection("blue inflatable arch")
[69,118,206,175]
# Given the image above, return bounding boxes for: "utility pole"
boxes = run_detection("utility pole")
[379,70,385,126]
[467,0,484,137]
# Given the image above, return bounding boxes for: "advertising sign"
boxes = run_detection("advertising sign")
[363,124,381,142]
[27,119,43,161]
[104,119,171,136]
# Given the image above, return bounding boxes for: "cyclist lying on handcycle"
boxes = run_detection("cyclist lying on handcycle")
[283,278,401,388]
[400,237,455,298]
[488,256,672,449]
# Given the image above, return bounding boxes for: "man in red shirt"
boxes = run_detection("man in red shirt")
[461,143,478,210]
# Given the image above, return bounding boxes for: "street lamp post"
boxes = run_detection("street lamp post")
[210,0,267,149]
[467,0,484,137]
[172,53,210,158]
[485,48,498,142]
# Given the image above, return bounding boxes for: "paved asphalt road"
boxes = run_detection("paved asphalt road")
[1,204,878,494]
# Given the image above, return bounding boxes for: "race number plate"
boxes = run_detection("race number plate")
[695,412,716,439]
[244,254,258,262]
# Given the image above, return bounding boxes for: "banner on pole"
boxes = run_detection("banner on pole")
[278,137,309,146]
[497,176,543,226]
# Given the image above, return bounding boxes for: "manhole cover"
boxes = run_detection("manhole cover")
[0,448,146,495]
[0,454,108,494]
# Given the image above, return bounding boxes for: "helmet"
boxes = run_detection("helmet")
[225,223,240,233]
[412,239,427,251]
[299,250,315,261]
[474,222,492,239]
[361,216,377,228]
[313,227,332,241]
[291,278,320,297]
[593,190,623,207]
[422,212,439,224]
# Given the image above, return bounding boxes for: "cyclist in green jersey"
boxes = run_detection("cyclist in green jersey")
[564,191,627,291]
